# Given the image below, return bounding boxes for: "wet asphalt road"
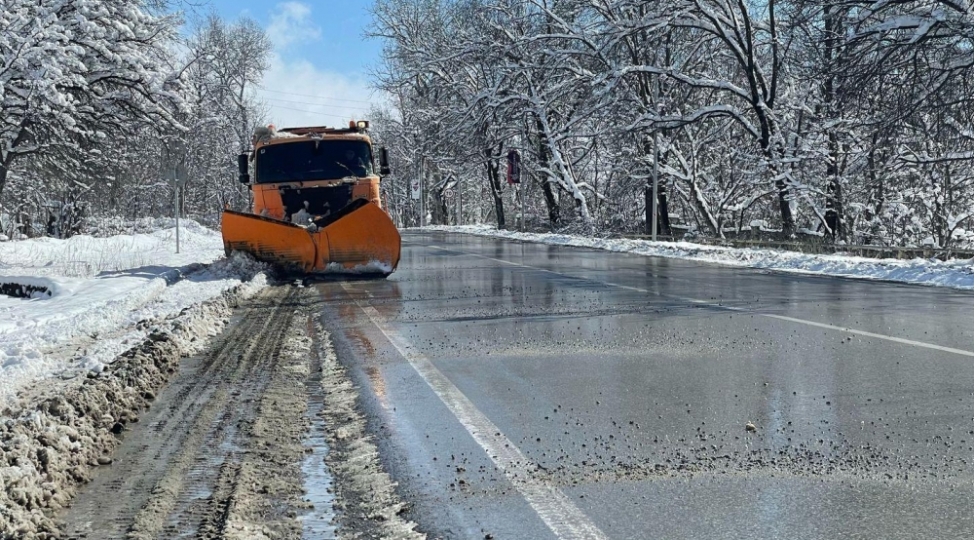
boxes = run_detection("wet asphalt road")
[314,231,974,540]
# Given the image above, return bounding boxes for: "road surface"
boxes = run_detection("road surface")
[56,231,972,540]
[317,231,973,540]
[58,287,327,540]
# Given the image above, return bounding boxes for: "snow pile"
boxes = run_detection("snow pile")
[423,225,974,290]
[0,221,268,411]
[80,216,218,238]
[324,260,395,275]
[0,219,222,278]
[315,322,425,540]
[0,220,269,537]
[0,279,265,538]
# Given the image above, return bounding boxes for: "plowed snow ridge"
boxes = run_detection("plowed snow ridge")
[0,222,266,410]
[422,225,974,289]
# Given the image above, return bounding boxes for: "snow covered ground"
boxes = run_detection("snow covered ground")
[0,221,267,410]
[423,225,974,290]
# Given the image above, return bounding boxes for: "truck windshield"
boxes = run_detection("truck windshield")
[255,140,373,183]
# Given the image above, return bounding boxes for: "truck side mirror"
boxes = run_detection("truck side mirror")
[378,147,391,176]
[237,153,250,184]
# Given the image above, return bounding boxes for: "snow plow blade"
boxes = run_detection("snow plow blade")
[221,201,401,275]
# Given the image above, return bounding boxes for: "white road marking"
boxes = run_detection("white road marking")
[426,244,974,358]
[747,312,972,357]
[340,282,609,540]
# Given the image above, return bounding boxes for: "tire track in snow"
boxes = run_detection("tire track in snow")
[57,287,298,540]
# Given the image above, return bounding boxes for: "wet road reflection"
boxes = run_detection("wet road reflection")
[314,231,973,540]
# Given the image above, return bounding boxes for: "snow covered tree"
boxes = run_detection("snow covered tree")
[364,0,972,247]
[0,0,187,201]
[0,5,273,237]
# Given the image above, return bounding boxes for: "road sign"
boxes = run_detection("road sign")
[411,177,422,200]
[507,150,521,184]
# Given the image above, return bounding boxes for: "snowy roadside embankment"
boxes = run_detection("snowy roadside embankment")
[0,221,271,537]
[0,279,266,538]
[0,221,266,411]
[422,225,974,290]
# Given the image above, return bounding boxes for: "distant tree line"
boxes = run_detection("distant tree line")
[370,0,973,248]
[0,0,270,238]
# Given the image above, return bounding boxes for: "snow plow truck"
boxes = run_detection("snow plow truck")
[221,121,401,276]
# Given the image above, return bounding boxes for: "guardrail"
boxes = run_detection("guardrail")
[617,234,973,261]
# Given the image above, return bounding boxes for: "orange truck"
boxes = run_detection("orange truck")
[221,121,401,276]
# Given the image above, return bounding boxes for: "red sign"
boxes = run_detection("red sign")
[506,150,521,184]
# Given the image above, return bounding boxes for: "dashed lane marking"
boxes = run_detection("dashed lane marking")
[340,281,609,540]
[425,244,974,358]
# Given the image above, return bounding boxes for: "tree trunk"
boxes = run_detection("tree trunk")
[540,177,558,228]
[644,183,653,235]
[775,179,795,236]
[643,137,654,235]
[762,126,794,236]
[689,179,719,236]
[0,161,9,201]
[824,130,843,240]
[822,5,844,242]
[865,132,885,243]
[485,148,505,229]
[657,188,672,236]
[0,127,26,200]
[535,116,560,227]
[434,176,449,225]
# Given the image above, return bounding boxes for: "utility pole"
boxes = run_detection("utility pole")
[171,164,187,253]
[419,157,425,228]
[651,130,659,241]
[174,175,180,253]
[455,178,461,225]
[520,184,525,232]
[650,79,662,242]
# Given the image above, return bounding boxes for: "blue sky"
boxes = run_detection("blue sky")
[200,1,385,127]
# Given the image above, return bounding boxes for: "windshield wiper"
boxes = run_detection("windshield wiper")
[334,161,360,178]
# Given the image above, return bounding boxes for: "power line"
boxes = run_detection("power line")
[263,96,372,112]
[257,87,379,104]
[267,104,364,120]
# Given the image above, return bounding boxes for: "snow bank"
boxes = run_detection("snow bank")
[0,279,265,538]
[0,221,268,411]
[0,221,272,537]
[80,216,218,238]
[0,219,222,278]
[422,225,974,290]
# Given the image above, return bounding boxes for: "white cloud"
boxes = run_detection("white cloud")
[255,2,386,128]
[266,2,321,49]
[257,52,384,129]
